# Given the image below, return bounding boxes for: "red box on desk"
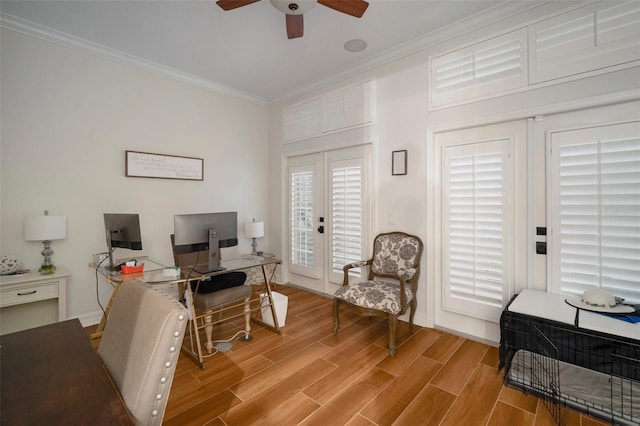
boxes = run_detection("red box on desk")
[120,264,144,274]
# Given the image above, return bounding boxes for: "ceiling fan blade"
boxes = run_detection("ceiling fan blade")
[318,0,369,18]
[286,14,303,39]
[216,0,261,11]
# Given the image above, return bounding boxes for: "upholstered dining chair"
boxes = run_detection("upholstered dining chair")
[97,279,188,425]
[333,231,424,356]
[170,234,252,354]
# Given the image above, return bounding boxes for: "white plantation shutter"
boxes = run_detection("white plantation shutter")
[443,139,512,321]
[330,160,363,281]
[290,166,318,276]
[549,121,640,302]
[283,98,323,142]
[530,1,640,83]
[430,29,526,107]
[283,81,375,142]
[324,81,375,132]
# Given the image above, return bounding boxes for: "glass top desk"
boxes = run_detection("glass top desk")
[91,255,282,369]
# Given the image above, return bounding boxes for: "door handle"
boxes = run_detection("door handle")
[317,226,324,234]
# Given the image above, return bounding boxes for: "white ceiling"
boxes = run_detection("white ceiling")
[1,0,513,103]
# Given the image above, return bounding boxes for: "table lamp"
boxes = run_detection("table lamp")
[24,210,67,275]
[244,219,264,255]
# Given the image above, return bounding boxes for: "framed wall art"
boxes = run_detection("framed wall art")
[125,150,203,181]
[392,150,407,176]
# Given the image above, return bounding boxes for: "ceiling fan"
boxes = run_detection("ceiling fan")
[216,0,369,39]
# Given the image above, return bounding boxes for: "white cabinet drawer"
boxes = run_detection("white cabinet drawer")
[1,281,59,307]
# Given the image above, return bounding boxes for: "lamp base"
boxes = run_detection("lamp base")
[39,263,56,275]
[39,240,56,274]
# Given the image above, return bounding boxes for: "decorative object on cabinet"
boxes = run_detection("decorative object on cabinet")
[125,150,204,181]
[0,255,21,275]
[244,219,264,255]
[24,210,67,275]
[392,150,407,175]
[333,231,423,356]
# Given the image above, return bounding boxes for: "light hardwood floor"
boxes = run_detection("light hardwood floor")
[89,285,610,426]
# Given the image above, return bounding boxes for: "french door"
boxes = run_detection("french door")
[531,101,640,302]
[287,145,371,295]
[433,120,527,340]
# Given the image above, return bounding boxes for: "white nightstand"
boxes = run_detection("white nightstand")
[0,266,68,335]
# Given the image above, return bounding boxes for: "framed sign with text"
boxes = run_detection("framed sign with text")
[125,151,203,181]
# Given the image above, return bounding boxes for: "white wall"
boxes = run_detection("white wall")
[1,28,270,325]
[268,4,640,342]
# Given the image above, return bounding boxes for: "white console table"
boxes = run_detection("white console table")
[0,267,68,335]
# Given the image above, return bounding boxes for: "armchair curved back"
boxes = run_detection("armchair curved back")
[369,231,423,285]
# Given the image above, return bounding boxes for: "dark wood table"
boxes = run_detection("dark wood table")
[1,319,133,425]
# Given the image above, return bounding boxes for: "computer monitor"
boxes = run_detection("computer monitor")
[103,213,143,271]
[173,211,238,273]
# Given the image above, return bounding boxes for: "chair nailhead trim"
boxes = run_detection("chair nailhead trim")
[141,284,189,423]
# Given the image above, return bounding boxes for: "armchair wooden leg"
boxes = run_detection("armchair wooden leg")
[388,314,398,357]
[409,298,417,333]
[332,298,340,334]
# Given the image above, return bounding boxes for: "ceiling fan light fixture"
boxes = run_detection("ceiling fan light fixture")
[344,38,367,52]
[270,0,316,15]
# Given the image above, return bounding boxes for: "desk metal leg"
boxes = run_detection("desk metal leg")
[180,285,206,369]
[249,264,282,335]
[90,281,119,340]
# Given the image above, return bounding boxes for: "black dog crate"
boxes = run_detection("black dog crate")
[499,293,640,425]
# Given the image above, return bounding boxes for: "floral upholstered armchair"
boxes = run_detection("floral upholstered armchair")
[333,231,424,356]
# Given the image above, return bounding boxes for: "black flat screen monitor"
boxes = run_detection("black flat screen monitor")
[103,213,142,271]
[173,212,238,273]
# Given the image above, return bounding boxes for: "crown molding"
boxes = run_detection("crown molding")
[0,12,268,106]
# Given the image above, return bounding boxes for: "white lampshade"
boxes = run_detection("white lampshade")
[24,214,67,241]
[244,221,264,239]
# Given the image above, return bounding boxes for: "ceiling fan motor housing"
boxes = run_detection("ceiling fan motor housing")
[270,0,316,15]
[216,0,368,40]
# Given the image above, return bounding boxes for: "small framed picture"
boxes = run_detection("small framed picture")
[392,150,407,176]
